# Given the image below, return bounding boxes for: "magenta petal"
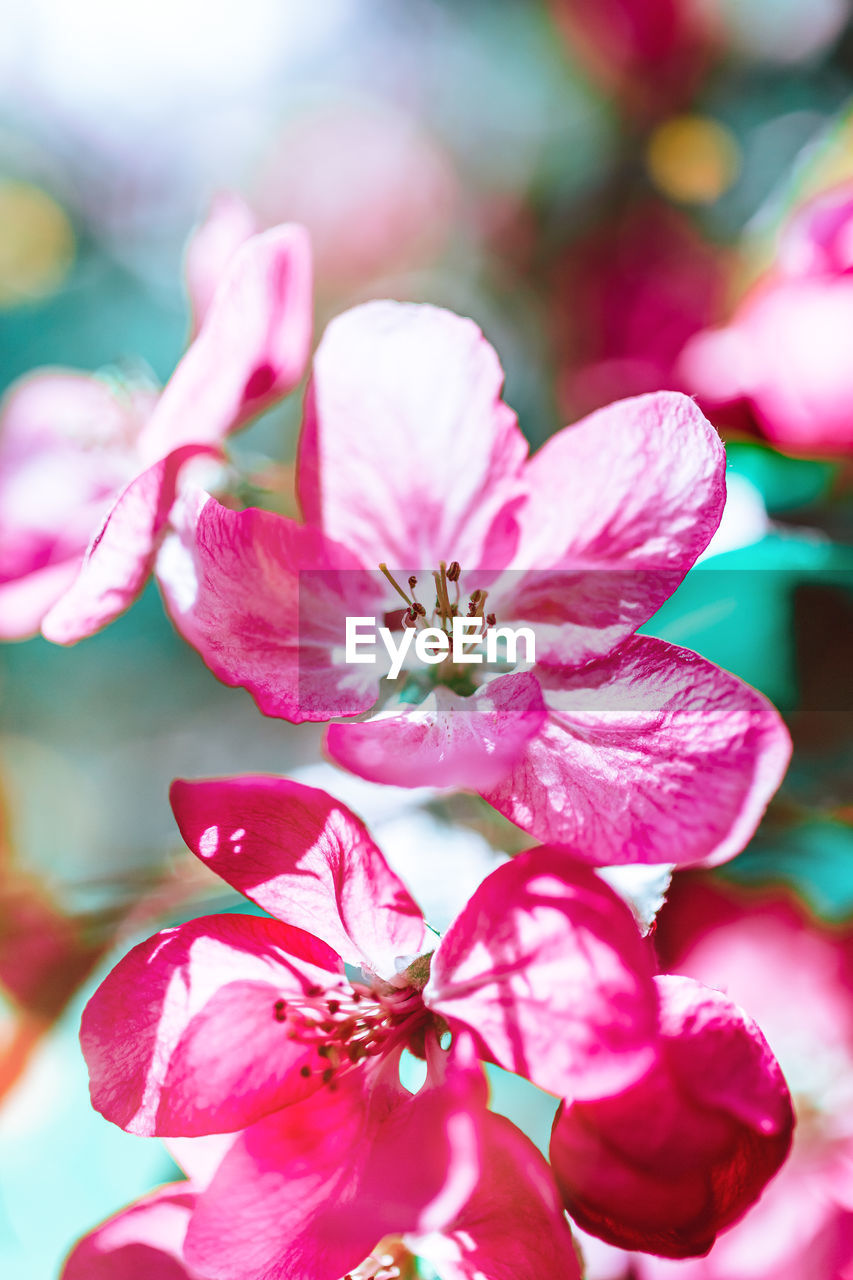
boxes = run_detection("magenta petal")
[159,494,383,722]
[326,672,547,791]
[62,1185,197,1280]
[426,846,659,1100]
[484,635,791,866]
[297,301,527,570]
[185,1035,487,1280]
[505,392,725,663]
[550,975,794,1259]
[170,775,426,973]
[0,557,80,640]
[412,1112,582,1280]
[184,192,258,335]
[40,445,213,644]
[138,224,312,459]
[81,913,343,1136]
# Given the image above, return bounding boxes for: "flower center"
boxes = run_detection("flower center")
[379,560,496,636]
[271,971,432,1089]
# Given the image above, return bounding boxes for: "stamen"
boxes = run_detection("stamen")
[447,560,461,582]
[378,563,414,608]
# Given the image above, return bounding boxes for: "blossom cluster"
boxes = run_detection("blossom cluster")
[1,197,803,1279]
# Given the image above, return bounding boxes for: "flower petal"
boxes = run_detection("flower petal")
[503,392,725,664]
[184,192,258,335]
[81,913,343,1136]
[425,846,659,1100]
[158,494,383,722]
[297,301,527,570]
[325,672,547,791]
[550,975,794,1259]
[62,1185,197,1280]
[484,635,791,866]
[184,1035,487,1280]
[170,775,426,973]
[0,557,80,639]
[410,1111,582,1280]
[41,445,214,644]
[138,224,312,460]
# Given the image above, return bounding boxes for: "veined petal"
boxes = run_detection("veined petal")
[170,775,426,974]
[184,1035,487,1280]
[297,301,527,570]
[325,672,547,791]
[504,392,725,662]
[158,494,383,722]
[81,913,343,1137]
[62,1184,198,1280]
[41,445,214,644]
[138,224,312,460]
[484,635,791,866]
[410,1111,582,1280]
[425,847,659,1100]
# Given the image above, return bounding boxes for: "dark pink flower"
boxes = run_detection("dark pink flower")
[161,301,790,867]
[550,974,794,1259]
[0,194,312,641]
[681,181,853,456]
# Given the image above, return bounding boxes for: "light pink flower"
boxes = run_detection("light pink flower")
[550,973,794,1259]
[0,194,312,642]
[161,301,790,866]
[681,181,853,456]
[62,1109,581,1280]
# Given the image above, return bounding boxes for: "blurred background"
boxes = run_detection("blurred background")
[0,1,852,1276]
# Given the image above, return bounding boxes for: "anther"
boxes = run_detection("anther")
[412,602,426,617]
[327,999,340,1015]
[273,999,287,1022]
[447,561,461,581]
[306,985,323,997]
[486,612,496,626]
[299,1065,311,1078]
[407,576,417,589]
[470,589,482,605]
[322,1067,335,1084]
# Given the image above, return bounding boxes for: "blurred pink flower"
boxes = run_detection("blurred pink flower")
[551,973,794,1259]
[681,181,853,456]
[162,301,790,867]
[0,194,312,641]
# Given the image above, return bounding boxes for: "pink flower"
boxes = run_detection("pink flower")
[681,181,853,456]
[62,1110,582,1280]
[161,301,790,867]
[0,194,312,641]
[550,973,794,1259]
[79,773,653,1277]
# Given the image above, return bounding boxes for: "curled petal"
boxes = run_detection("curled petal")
[297,300,527,570]
[426,846,659,1100]
[325,672,547,792]
[81,913,343,1136]
[550,975,794,1259]
[170,774,426,974]
[484,635,791,866]
[184,192,258,334]
[158,494,383,722]
[184,1035,487,1280]
[41,445,214,644]
[62,1185,197,1280]
[138,224,312,459]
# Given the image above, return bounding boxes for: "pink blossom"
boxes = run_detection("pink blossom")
[681,181,853,456]
[0,194,312,641]
[550,973,794,1259]
[161,301,790,867]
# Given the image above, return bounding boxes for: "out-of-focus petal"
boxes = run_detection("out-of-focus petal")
[0,557,80,639]
[410,1111,582,1280]
[184,1035,487,1280]
[484,636,791,866]
[550,975,794,1259]
[426,847,659,1100]
[170,775,426,974]
[138,224,312,460]
[158,494,383,722]
[62,1185,197,1280]
[184,193,258,335]
[297,301,527,571]
[325,672,547,792]
[41,445,214,644]
[503,392,725,665]
[81,913,342,1136]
